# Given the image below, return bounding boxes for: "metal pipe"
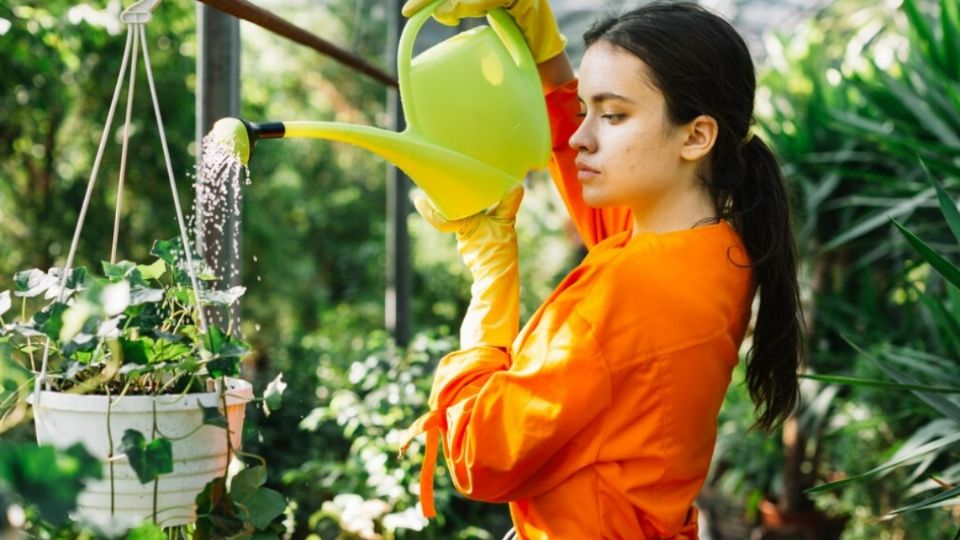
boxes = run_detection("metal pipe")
[195,0,398,89]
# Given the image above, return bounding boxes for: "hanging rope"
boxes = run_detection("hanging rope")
[111,26,140,264]
[33,4,209,410]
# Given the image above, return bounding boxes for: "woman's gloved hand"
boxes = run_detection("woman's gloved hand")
[414,185,523,350]
[401,0,566,64]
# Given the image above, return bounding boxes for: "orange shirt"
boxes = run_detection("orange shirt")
[403,80,754,539]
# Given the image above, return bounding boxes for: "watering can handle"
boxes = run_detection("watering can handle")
[484,8,540,86]
[398,0,541,131]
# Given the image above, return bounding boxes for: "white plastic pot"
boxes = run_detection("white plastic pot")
[31,377,254,529]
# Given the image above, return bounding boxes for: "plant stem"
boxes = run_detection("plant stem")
[107,385,116,517]
[219,375,234,476]
[231,449,266,468]
[156,372,183,394]
[21,299,35,371]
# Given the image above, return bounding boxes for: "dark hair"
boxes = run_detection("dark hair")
[584,2,803,431]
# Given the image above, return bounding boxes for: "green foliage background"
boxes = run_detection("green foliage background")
[1,0,958,538]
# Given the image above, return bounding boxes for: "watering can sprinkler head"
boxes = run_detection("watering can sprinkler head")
[209,117,284,167]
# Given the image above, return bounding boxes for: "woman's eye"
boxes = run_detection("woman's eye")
[602,113,625,121]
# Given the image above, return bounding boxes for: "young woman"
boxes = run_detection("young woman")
[398,1,803,538]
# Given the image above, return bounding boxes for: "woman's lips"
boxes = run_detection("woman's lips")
[575,159,599,182]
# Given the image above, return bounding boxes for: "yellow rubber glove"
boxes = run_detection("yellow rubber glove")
[401,0,566,64]
[414,185,523,350]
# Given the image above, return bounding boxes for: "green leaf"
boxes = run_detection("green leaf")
[943,0,960,79]
[121,338,153,365]
[64,267,88,290]
[821,188,934,252]
[891,483,960,515]
[194,476,244,539]
[892,218,960,289]
[13,269,55,298]
[264,373,287,416]
[102,260,136,282]
[921,158,960,245]
[201,405,228,429]
[230,465,267,501]
[902,0,944,72]
[120,430,172,484]
[844,336,960,424]
[207,357,241,378]
[170,286,198,306]
[126,521,167,540]
[130,286,164,306]
[151,238,182,266]
[230,466,285,530]
[0,442,101,526]
[153,339,193,363]
[799,373,960,394]
[120,430,150,483]
[914,286,960,357]
[146,438,173,476]
[204,325,227,354]
[874,69,960,146]
[137,258,167,282]
[35,302,68,341]
[806,429,960,494]
[239,487,286,530]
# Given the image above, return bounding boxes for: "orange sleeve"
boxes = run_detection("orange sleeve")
[545,79,633,249]
[418,311,611,505]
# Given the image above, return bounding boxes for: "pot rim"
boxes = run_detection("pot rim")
[29,377,253,413]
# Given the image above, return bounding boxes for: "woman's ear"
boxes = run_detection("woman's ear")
[679,114,718,162]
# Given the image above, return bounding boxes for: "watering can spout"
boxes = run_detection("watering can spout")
[209,118,521,220]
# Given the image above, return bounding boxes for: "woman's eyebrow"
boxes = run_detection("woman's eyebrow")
[577,92,635,104]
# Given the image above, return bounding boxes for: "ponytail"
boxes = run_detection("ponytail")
[732,136,803,432]
[585,2,804,432]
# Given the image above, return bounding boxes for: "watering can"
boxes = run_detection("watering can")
[210,0,550,220]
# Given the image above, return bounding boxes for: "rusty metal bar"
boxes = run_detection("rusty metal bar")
[196,0,398,88]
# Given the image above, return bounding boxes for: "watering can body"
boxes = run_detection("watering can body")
[401,7,551,185]
[213,1,550,220]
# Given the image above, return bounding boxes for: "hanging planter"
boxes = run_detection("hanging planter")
[33,378,253,529]
[5,240,260,531]
[0,1,286,535]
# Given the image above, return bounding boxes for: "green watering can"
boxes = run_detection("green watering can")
[211,0,550,220]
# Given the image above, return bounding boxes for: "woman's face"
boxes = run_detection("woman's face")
[569,41,690,209]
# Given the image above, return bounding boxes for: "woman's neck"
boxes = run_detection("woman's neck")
[630,186,717,236]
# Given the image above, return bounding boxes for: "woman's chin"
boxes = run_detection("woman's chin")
[581,188,612,209]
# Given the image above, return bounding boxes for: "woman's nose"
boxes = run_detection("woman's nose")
[568,122,595,153]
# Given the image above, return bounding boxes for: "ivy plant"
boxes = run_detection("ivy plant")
[0,237,287,536]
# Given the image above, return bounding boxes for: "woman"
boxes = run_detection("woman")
[399,1,803,538]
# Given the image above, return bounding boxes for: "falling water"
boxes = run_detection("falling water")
[187,134,251,330]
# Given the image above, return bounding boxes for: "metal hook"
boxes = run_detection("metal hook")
[121,0,161,24]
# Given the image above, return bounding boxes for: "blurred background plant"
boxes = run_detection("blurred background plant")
[704,0,960,537]
[2,0,960,538]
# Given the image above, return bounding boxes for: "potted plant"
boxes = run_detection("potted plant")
[0,237,282,533]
